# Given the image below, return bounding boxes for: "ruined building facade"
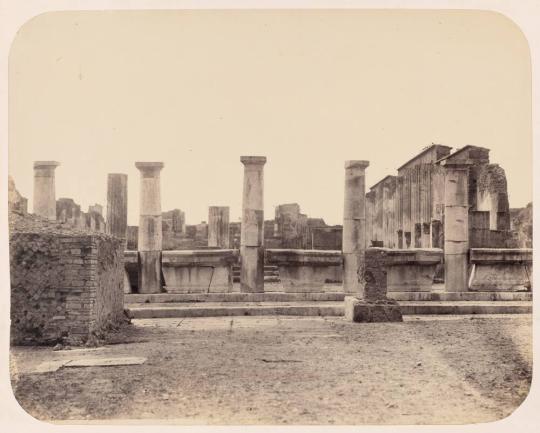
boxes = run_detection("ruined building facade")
[365,144,515,250]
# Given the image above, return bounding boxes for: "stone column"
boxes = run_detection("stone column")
[107,174,130,294]
[135,162,164,294]
[33,161,60,220]
[240,156,266,293]
[442,162,469,292]
[208,206,230,248]
[342,160,369,297]
[106,174,128,239]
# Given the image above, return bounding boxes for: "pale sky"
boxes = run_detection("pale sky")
[8,9,532,226]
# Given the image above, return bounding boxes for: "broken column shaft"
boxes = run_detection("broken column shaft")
[107,173,130,294]
[135,162,164,294]
[33,161,60,220]
[208,206,230,248]
[342,160,369,297]
[106,174,128,240]
[240,156,266,293]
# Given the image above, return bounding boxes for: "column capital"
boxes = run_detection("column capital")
[240,156,267,166]
[345,160,369,170]
[135,162,164,176]
[33,161,60,170]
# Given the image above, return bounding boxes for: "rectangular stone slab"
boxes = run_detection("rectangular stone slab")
[64,357,147,367]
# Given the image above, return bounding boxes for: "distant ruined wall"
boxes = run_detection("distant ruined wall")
[56,198,107,233]
[8,176,28,215]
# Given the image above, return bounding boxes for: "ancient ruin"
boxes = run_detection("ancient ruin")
[8,145,533,340]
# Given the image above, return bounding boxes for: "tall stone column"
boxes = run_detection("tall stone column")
[135,162,164,294]
[240,156,266,293]
[33,161,60,220]
[106,174,128,240]
[442,162,469,292]
[342,160,369,297]
[107,173,130,294]
[208,206,230,248]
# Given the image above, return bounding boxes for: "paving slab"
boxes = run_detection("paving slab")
[64,357,147,368]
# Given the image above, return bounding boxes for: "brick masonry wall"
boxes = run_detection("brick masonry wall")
[10,214,125,345]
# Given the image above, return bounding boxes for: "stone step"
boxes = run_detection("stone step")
[388,291,532,302]
[125,291,532,304]
[232,276,280,283]
[125,292,345,303]
[126,300,532,319]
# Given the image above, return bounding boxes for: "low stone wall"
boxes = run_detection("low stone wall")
[385,248,443,293]
[162,250,238,293]
[469,248,532,291]
[10,230,125,345]
[266,249,342,292]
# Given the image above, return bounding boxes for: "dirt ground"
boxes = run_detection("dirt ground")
[10,314,532,425]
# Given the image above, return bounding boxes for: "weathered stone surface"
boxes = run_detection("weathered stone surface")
[106,174,128,239]
[136,162,164,294]
[10,212,125,345]
[442,164,469,292]
[161,250,237,293]
[8,176,28,215]
[138,251,162,294]
[343,160,369,296]
[344,296,403,322]
[266,250,343,292]
[385,248,443,292]
[33,161,60,220]
[65,357,147,367]
[208,206,230,248]
[240,156,266,293]
[469,248,533,291]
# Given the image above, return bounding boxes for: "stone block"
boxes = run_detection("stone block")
[385,248,442,292]
[162,250,237,293]
[344,296,403,323]
[266,249,342,293]
[469,248,533,291]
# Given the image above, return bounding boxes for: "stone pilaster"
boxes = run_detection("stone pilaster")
[240,156,266,293]
[33,161,60,220]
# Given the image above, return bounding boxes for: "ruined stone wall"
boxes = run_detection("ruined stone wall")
[8,176,28,215]
[475,164,511,231]
[510,204,533,248]
[56,198,107,233]
[366,145,514,252]
[9,213,124,345]
[311,226,343,250]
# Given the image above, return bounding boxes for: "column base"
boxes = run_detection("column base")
[344,296,403,323]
